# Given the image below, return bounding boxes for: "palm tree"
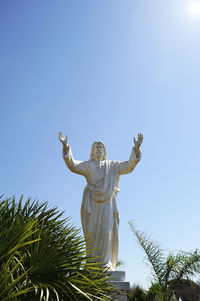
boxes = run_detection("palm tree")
[129,222,200,301]
[0,196,114,300]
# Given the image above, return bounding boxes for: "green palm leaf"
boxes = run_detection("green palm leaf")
[0,196,113,300]
[129,221,200,301]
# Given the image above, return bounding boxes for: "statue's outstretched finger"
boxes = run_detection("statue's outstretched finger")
[59,132,64,142]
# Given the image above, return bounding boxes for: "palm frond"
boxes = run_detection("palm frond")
[129,222,165,286]
[172,249,200,280]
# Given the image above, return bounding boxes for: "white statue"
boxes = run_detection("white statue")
[59,132,143,271]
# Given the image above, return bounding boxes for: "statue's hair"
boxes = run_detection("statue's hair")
[90,141,107,160]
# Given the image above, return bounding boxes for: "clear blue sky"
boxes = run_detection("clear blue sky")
[1,0,200,288]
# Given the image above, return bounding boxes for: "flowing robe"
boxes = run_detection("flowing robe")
[63,146,141,270]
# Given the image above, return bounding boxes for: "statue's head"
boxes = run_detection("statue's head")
[90,141,107,161]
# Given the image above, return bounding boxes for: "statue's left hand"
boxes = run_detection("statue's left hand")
[59,132,69,156]
[59,132,68,146]
[133,133,143,157]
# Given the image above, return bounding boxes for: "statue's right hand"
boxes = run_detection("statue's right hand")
[59,132,68,146]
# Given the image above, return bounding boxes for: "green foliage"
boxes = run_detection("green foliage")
[0,196,114,300]
[128,284,162,301]
[170,279,200,301]
[116,260,125,269]
[129,222,200,301]
[128,284,147,301]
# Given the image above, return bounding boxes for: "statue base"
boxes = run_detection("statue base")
[109,271,130,301]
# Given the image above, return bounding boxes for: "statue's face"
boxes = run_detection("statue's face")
[93,143,104,160]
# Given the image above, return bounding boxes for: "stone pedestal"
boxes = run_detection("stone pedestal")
[109,271,130,301]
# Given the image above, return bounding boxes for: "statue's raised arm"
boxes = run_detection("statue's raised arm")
[59,132,88,176]
[118,133,143,175]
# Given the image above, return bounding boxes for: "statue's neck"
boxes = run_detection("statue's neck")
[93,157,105,161]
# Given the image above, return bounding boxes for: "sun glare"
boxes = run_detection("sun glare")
[185,1,200,18]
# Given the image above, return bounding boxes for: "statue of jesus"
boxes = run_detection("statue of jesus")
[59,133,143,271]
